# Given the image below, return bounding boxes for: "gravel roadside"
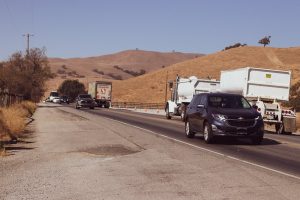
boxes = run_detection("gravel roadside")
[1,103,299,200]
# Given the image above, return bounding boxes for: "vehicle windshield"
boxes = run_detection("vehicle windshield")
[50,92,59,97]
[79,94,92,98]
[208,95,251,109]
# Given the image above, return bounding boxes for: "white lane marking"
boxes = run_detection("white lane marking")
[105,117,300,181]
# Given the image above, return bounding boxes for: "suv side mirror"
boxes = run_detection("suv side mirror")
[252,105,258,109]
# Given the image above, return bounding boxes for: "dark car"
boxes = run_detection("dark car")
[185,93,264,144]
[60,95,70,104]
[75,94,95,109]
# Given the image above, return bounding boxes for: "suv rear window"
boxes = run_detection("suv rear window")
[208,95,251,109]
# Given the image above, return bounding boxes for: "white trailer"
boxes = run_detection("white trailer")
[88,81,112,108]
[220,67,296,134]
[165,75,220,120]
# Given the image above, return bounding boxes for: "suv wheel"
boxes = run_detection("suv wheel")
[251,136,263,145]
[203,122,214,143]
[185,119,195,138]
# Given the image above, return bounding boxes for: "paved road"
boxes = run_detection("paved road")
[83,107,300,178]
[1,103,300,200]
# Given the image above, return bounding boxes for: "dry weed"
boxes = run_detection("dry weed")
[0,101,36,141]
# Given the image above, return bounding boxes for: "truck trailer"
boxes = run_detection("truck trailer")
[88,81,112,108]
[165,75,220,120]
[220,67,296,134]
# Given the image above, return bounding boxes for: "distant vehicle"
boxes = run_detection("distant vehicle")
[75,94,95,109]
[185,93,264,144]
[52,97,61,104]
[165,75,220,121]
[49,91,59,102]
[220,67,296,134]
[60,96,70,104]
[88,81,112,108]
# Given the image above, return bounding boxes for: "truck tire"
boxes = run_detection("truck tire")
[275,123,284,134]
[104,102,110,108]
[185,119,195,138]
[166,106,171,119]
[203,122,214,144]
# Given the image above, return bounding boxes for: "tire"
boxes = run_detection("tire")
[185,119,195,138]
[275,123,284,134]
[203,122,214,144]
[166,106,171,119]
[251,136,263,145]
[90,107,94,109]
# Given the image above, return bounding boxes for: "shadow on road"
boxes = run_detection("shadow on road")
[194,135,281,146]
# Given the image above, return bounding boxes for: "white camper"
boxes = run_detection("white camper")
[220,67,296,134]
[165,75,220,120]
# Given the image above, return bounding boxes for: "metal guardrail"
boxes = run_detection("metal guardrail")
[0,89,23,107]
[112,102,165,109]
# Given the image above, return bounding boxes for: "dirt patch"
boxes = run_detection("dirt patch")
[80,145,140,156]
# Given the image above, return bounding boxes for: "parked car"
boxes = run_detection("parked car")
[75,94,95,109]
[52,97,61,103]
[60,95,70,104]
[185,93,264,144]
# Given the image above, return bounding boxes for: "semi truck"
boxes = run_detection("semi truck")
[165,75,220,120]
[220,67,296,134]
[88,81,112,108]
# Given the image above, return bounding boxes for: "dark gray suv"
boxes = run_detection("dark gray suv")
[75,94,95,109]
[185,93,264,144]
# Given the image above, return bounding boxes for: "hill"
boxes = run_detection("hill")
[112,46,300,103]
[49,50,202,81]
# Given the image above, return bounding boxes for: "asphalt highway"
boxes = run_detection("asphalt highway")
[77,106,300,178]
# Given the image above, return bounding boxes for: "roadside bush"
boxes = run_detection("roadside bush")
[58,79,86,101]
[0,48,54,102]
[0,101,36,142]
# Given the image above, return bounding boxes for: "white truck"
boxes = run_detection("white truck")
[220,67,296,134]
[165,75,220,120]
[88,81,112,108]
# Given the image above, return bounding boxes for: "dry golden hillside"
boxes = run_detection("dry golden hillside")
[46,50,202,96]
[112,46,300,103]
[49,50,202,80]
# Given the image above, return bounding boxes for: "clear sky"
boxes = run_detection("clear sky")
[1,0,300,60]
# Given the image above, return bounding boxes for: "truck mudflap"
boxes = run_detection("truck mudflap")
[282,116,297,133]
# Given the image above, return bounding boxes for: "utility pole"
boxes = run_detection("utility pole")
[23,33,34,55]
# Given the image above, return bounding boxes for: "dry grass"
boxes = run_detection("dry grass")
[112,46,300,103]
[0,101,36,142]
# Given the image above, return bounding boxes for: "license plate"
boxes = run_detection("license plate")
[237,129,247,135]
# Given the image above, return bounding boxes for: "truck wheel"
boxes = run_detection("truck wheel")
[166,106,171,119]
[275,123,284,134]
[185,119,195,138]
[203,122,214,144]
